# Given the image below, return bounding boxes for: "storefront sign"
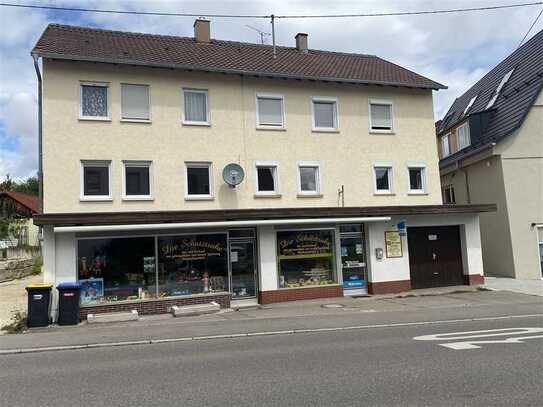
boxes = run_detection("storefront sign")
[159,235,226,261]
[277,231,332,259]
[385,231,403,258]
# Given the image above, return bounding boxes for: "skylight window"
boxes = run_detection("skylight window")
[463,95,477,116]
[486,69,514,109]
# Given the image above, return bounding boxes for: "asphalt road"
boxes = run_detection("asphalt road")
[1,315,542,406]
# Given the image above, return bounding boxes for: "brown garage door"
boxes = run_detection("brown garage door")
[407,226,464,289]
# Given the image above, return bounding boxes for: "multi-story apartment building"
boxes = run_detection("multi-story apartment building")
[437,30,542,280]
[32,21,493,318]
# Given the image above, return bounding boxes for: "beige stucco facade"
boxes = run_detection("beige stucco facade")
[42,59,442,214]
[441,89,543,279]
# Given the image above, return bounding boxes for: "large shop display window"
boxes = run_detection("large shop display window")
[78,237,156,304]
[277,229,336,288]
[157,234,229,296]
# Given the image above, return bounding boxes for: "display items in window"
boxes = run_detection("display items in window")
[277,230,336,288]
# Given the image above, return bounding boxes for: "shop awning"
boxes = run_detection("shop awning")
[33,204,496,232]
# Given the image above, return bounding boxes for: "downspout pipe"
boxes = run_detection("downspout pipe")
[33,55,43,214]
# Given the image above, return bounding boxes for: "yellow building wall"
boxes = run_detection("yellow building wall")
[42,59,442,213]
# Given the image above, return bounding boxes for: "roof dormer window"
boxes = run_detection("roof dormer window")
[486,69,514,109]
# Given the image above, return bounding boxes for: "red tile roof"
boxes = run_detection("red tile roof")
[0,191,40,214]
[32,24,446,90]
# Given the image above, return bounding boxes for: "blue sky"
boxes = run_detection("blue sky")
[0,0,542,181]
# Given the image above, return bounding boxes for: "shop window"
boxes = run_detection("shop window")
[408,164,426,193]
[369,99,393,132]
[373,164,393,194]
[77,237,156,304]
[80,82,109,119]
[157,234,229,296]
[312,97,338,130]
[123,161,152,199]
[256,94,284,128]
[185,162,213,199]
[121,84,150,121]
[183,89,209,124]
[81,160,111,200]
[277,229,336,288]
[255,162,279,195]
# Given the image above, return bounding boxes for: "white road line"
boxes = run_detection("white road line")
[1,313,542,356]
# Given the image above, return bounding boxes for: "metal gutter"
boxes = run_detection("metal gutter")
[32,55,43,214]
[439,142,496,171]
[53,216,391,233]
[32,52,447,90]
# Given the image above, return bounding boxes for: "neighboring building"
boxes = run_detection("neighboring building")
[31,21,493,319]
[0,191,40,249]
[436,30,543,280]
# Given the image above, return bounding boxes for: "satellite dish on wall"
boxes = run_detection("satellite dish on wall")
[222,163,245,188]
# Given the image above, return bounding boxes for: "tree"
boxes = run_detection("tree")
[0,174,39,196]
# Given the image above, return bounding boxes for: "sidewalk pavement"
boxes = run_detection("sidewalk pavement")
[0,274,42,332]
[483,276,543,296]
[1,288,541,353]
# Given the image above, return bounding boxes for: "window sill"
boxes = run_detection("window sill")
[79,117,112,122]
[122,196,155,201]
[276,283,341,290]
[254,193,282,199]
[312,128,340,134]
[120,118,152,124]
[182,121,211,127]
[185,195,215,201]
[256,126,286,131]
[408,191,428,196]
[297,193,323,198]
[80,197,113,202]
[369,130,395,135]
[373,192,395,196]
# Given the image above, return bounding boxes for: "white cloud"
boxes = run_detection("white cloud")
[0,0,542,180]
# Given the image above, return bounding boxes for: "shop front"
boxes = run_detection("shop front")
[35,205,495,319]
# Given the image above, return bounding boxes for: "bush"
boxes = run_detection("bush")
[32,256,43,275]
[1,310,27,334]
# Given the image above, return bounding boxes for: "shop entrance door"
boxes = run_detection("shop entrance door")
[339,224,368,294]
[407,226,464,289]
[230,240,257,299]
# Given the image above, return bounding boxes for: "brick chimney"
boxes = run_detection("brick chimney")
[295,33,308,52]
[194,19,210,43]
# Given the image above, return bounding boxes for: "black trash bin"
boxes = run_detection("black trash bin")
[57,282,81,326]
[25,284,53,328]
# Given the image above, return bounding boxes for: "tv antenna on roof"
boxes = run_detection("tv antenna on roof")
[245,25,271,44]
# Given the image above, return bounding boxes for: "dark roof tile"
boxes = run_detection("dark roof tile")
[32,24,446,90]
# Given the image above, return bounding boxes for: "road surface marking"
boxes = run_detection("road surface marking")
[414,327,543,350]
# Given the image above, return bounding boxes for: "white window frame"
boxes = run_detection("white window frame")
[486,69,514,109]
[463,95,477,116]
[80,160,112,201]
[120,83,151,122]
[442,185,456,204]
[406,162,427,194]
[368,98,394,133]
[311,97,339,132]
[122,160,153,201]
[185,161,213,200]
[536,226,543,278]
[441,133,451,158]
[182,88,210,126]
[79,81,111,121]
[457,122,471,150]
[372,162,394,195]
[297,161,321,196]
[254,161,280,196]
[256,93,285,129]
